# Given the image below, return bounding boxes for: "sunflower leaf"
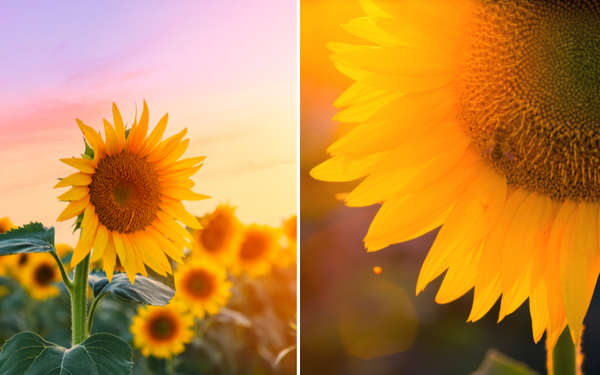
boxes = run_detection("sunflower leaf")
[88,273,175,306]
[144,254,176,291]
[470,349,540,375]
[0,331,132,375]
[0,222,55,256]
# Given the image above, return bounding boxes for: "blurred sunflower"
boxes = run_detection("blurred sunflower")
[273,215,297,269]
[55,101,209,283]
[311,0,600,348]
[0,217,17,276]
[20,254,61,300]
[54,243,74,271]
[174,257,232,319]
[231,224,279,278]
[190,204,242,267]
[131,302,194,359]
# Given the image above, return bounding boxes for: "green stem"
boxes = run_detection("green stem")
[86,292,108,335]
[551,327,577,375]
[70,253,90,346]
[167,357,175,375]
[49,249,73,291]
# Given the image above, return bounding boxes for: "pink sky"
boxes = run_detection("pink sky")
[0,0,297,245]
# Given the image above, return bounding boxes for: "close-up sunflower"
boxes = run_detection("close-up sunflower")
[274,214,297,269]
[189,204,243,267]
[55,101,209,283]
[311,0,600,360]
[174,257,232,319]
[19,254,62,300]
[130,302,195,359]
[232,224,280,278]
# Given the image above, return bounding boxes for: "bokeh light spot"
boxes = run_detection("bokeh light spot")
[337,279,418,359]
[373,266,382,275]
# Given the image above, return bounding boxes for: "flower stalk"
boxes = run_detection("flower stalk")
[549,327,579,375]
[70,253,90,345]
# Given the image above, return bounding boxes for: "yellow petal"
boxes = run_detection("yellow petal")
[328,84,457,154]
[135,231,172,272]
[57,195,90,222]
[54,172,92,189]
[57,186,89,202]
[151,221,191,249]
[416,164,506,294]
[144,226,184,263]
[560,200,600,345]
[159,156,205,174]
[435,241,482,304]
[119,233,138,284]
[346,121,470,206]
[139,113,169,157]
[310,152,389,182]
[76,119,106,163]
[469,186,530,322]
[60,158,95,174]
[145,128,187,164]
[546,200,577,336]
[112,102,126,152]
[498,264,531,321]
[160,178,195,190]
[530,277,550,343]
[90,225,109,263]
[103,119,120,156]
[158,162,204,180]
[103,234,117,282]
[131,232,168,276]
[154,139,189,171]
[365,146,485,249]
[162,186,210,201]
[501,192,553,294]
[156,210,194,242]
[159,197,202,229]
[129,100,150,153]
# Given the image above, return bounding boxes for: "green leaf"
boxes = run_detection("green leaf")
[470,349,540,375]
[144,254,176,291]
[0,331,132,375]
[88,273,175,306]
[83,138,94,160]
[0,223,54,256]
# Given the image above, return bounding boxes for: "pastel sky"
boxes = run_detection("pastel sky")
[0,0,297,246]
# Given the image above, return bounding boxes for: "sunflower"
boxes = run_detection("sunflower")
[189,204,242,267]
[0,218,17,277]
[311,0,600,349]
[55,101,209,283]
[174,257,232,319]
[20,254,62,300]
[273,215,297,269]
[231,224,279,278]
[130,302,195,359]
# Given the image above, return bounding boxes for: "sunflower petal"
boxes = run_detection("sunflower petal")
[60,158,95,174]
[57,195,90,222]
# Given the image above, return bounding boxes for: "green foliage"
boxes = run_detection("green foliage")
[0,331,132,375]
[88,273,175,306]
[145,255,176,291]
[0,223,54,256]
[470,349,540,375]
[83,138,95,160]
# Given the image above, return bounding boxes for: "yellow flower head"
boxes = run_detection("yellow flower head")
[130,302,194,359]
[312,0,600,350]
[55,101,209,283]
[174,257,232,319]
[232,224,279,278]
[273,215,297,269]
[190,204,242,266]
[20,254,61,300]
[0,217,16,234]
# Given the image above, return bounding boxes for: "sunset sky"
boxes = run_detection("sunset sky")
[0,0,297,245]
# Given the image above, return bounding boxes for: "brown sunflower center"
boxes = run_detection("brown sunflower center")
[18,254,29,266]
[184,269,215,298]
[200,214,230,252]
[240,232,268,261]
[34,263,55,286]
[458,0,600,200]
[89,152,161,233]
[148,313,177,341]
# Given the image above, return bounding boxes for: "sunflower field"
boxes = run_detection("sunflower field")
[0,210,296,375]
